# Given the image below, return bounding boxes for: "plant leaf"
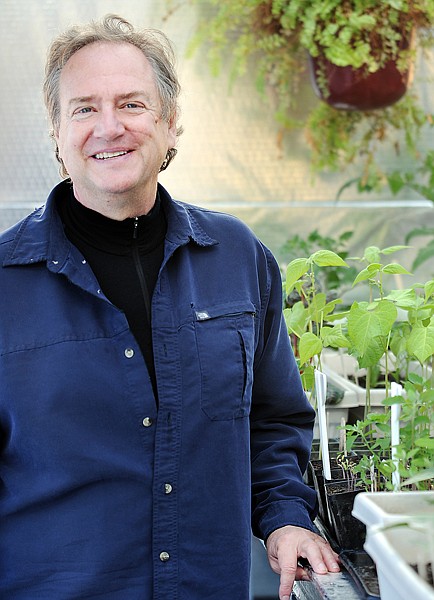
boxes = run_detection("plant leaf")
[415,437,434,449]
[311,249,348,267]
[425,279,434,301]
[322,298,343,319]
[412,240,434,272]
[353,264,381,285]
[382,395,405,406]
[387,170,406,195]
[285,258,309,295]
[405,227,434,244]
[321,324,350,348]
[407,317,434,363]
[301,364,315,393]
[381,245,410,255]
[348,300,397,365]
[384,288,418,309]
[299,332,323,365]
[363,246,381,263]
[382,263,412,275]
[283,302,307,338]
[401,468,434,487]
[307,293,327,323]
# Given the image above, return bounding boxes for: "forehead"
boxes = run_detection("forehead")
[59,41,157,100]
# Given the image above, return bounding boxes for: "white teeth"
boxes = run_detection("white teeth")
[94,151,128,160]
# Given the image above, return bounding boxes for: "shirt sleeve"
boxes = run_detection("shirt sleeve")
[250,246,319,541]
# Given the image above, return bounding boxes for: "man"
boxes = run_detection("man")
[0,14,339,600]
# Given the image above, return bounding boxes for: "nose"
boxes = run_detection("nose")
[93,108,125,140]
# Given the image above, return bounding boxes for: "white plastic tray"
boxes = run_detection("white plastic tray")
[352,490,434,528]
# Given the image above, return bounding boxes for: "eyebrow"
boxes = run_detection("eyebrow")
[67,91,153,108]
[67,95,94,108]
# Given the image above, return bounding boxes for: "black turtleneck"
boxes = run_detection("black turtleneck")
[58,187,167,398]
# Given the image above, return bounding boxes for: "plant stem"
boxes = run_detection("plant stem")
[365,366,372,420]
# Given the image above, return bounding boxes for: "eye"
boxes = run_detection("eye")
[72,106,94,118]
[122,101,147,112]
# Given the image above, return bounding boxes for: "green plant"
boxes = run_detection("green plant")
[179,0,306,121]
[283,239,434,494]
[385,281,434,380]
[335,245,433,490]
[388,148,434,202]
[283,242,434,398]
[280,229,357,296]
[337,148,434,275]
[167,0,434,173]
[309,93,430,172]
[343,245,410,408]
[334,244,434,413]
[283,249,349,389]
[345,373,434,491]
[392,151,434,275]
[405,226,434,275]
[338,136,434,200]
[282,0,433,72]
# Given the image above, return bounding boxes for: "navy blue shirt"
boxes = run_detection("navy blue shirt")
[0,181,317,599]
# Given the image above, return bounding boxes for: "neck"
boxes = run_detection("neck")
[71,182,158,220]
[58,186,166,256]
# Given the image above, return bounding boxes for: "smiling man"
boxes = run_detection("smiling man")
[0,14,339,600]
[55,40,176,218]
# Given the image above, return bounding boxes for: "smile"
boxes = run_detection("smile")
[93,151,129,160]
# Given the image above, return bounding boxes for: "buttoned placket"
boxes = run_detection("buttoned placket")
[150,252,183,598]
[122,347,156,432]
[72,238,175,593]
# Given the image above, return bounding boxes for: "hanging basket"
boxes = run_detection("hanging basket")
[308,33,413,111]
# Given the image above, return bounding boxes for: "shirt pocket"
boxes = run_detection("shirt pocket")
[194,301,256,420]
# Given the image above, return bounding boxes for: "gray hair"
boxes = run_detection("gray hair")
[44,14,183,176]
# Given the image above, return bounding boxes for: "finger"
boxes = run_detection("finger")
[302,538,340,574]
[322,547,340,572]
[277,554,298,600]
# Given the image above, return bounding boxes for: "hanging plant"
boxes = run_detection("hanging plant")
[166,0,434,173]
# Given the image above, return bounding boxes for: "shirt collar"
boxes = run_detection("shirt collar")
[3,180,218,268]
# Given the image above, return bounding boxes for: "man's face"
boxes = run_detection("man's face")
[55,41,176,214]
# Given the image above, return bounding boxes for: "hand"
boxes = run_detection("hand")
[266,525,340,600]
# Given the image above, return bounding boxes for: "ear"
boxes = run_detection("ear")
[167,112,178,149]
[51,128,61,156]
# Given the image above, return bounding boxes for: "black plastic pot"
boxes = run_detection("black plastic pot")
[325,481,366,550]
[309,459,330,527]
[305,440,346,487]
[310,438,342,458]
[309,454,360,530]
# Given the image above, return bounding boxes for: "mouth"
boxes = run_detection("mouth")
[93,150,131,160]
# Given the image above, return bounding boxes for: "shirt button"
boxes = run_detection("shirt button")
[164,483,173,494]
[124,348,134,359]
[159,551,170,562]
[142,417,153,427]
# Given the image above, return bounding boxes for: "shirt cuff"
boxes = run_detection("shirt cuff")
[253,498,318,542]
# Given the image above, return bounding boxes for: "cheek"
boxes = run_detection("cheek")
[56,130,84,161]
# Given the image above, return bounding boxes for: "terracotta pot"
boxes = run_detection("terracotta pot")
[308,47,412,111]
